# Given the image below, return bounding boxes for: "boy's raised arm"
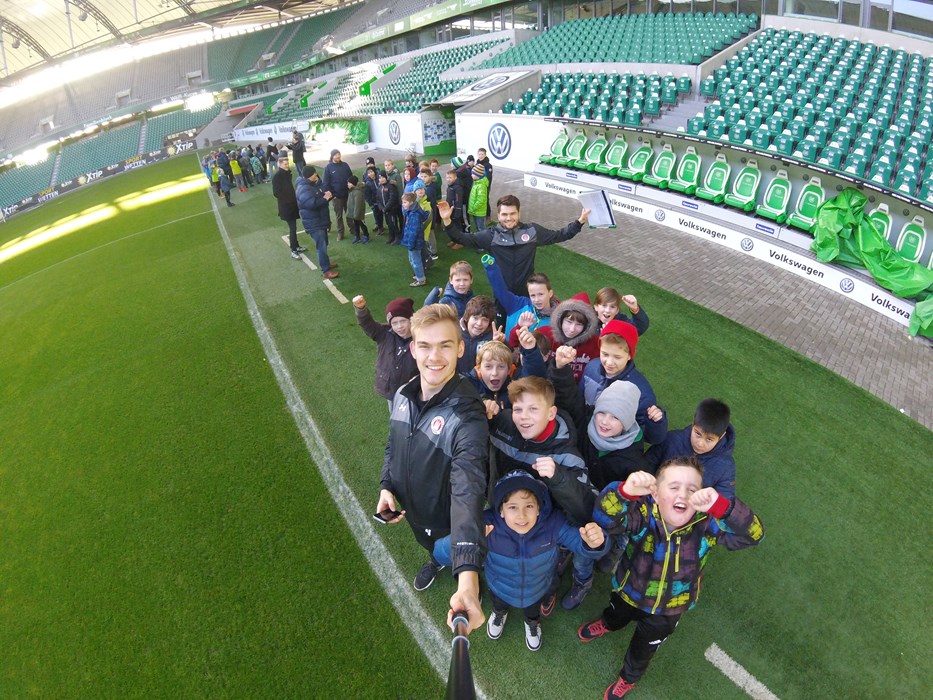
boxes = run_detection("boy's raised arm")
[480,255,527,315]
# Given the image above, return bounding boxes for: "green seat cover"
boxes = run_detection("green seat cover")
[866,203,893,242]
[553,130,588,167]
[540,129,569,164]
[594,135,628,177]
[642,145,677,189]
[787,177,825,233]
[755,169,792,223]
[723,159,762,212]
[669,147,701,195]
[616,141,654,182]
[695,154,732,204]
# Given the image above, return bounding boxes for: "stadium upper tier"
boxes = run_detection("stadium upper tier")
[144,105,223,152]
[0,158,55,210]
[58,123,142,183]
[502,71,692,126]
[273,7,356,67]
[691,29,932,201]
[480,12,758,68]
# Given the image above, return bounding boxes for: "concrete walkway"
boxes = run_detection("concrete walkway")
[337,147,933,430]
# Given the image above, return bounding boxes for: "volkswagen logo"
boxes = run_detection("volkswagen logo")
[839,277,855,293]
[487,123,511,160]
[471,75,509,91]
[529,176,538,187]
[388,120,401,145]
[654,209,665,222]
[741,237,754,251]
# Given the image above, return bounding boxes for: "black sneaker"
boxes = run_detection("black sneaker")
[291,251,302,260]
[295,246,308,253]
[413,560,445,591]
[561,577,593,610]
[556,547,573,577]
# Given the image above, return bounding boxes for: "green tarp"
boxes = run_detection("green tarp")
[811,188,933,337]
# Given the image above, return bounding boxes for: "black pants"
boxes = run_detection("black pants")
[285,218,299,251]
[408,520,448,563]
[489,589,543,623]
[384,207,402,241]
[370,205,384,231]
[602,592,681,683]
[223,190,231,205]
[348,218,369,239]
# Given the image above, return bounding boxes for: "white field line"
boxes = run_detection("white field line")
[705,644,779,700]
[208,186,485,697]
[279,233,347,303]
[0,210,213,295]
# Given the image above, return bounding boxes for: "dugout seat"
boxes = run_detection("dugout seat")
[540,129,570,165]
[668,147,701,195]
[867,203,892,242]
[723,159,762,212]
[695,154,732,204]
[895,216,926,263]
[553,130,588,167]
[786,177,824,233]
[755,169,791,223]
[616,140,654,182]
[573,131,609,172]
[594,135,628,177]
[641,144,677,189]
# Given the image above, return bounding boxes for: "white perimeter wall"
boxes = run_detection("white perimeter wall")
[454,113,565,172]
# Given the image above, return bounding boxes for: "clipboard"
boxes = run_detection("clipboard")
[577,189,616,229]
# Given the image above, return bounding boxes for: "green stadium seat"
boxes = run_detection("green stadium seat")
[695,154,732,204]
[867,203,892,242]
[895,216,926,263]
[594,135,628,177]
[669,147,702,195]
[642,144,677,189]
[755,169,792,223]
[723,159,762,212]
[553,130,588,167]
[616,140,654,182]
[539,128,570,164]
[573,132,609,172]
[786,177,824,233]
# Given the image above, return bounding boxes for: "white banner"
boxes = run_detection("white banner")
[233,122,305,143]
[370,113,424,153]
[524,173,916,328]
[455,113,565,173]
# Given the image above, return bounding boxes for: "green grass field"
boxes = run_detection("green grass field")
[1,154,930,699]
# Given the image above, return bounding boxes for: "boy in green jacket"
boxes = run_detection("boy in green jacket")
[468,164,489,233]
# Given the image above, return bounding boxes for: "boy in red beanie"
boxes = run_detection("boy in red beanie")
[578,320,667,445]
[352,295,419,409]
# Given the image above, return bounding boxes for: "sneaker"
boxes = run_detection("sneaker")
[578,619,612,643]
[604,677,636,699]
[227,202,235,207]
[413,560,444,591]
[556,547,573,577]
[328,263,338,269]
[352,237,361,244]
[409,280,427,287]
[486,611,507,640]
[539,593,557,617]
[362,237,369,243]
[322,270,339,279]
[430,254,439,261]
[561,577,593,610]
[524,621,542,652]
[295,246,308,253]
[291,251,302,259]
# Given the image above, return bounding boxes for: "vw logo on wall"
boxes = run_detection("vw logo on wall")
[741,237,754,251]
[470,75,509,92]
[529,176,538,187]
[839,277,855,293]
[654,209,665,222]
[487,123,512,160]
[388,120,401,145]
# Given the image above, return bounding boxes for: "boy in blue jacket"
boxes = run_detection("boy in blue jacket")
[580,320,667,446]
[401,192,431,287]
[424,260,475,316]
[434,470,608,651]
[645,398,736,499]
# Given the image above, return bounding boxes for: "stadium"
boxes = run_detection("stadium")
[1,1,931,698]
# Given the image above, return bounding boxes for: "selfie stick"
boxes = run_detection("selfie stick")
[445,610,476,700]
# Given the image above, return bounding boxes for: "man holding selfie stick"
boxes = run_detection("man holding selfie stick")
[376,304,488,635]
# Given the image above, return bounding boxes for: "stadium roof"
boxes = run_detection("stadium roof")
[0,0,353,82]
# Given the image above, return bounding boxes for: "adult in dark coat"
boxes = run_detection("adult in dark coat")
[295,165,338,278]
[322,149,353,240]
[285,131,306,171]
[272,155,304,258]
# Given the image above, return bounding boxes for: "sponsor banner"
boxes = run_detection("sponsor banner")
[442,72,530,103]
[456,114,564,172]
[524,173,915,327]
[421,110,455,148]
[1,141,196,221]
[234,122,306,142]
[370,113,424,152]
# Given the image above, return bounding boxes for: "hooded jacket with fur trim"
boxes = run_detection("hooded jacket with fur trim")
[543,292,601,382]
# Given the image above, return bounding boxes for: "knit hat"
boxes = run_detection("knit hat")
[600,319,638,358]
[365,156,375,166]
[385,297,415,320]
[348,175,359,186]
[302,165,316,178]
[472,163,485,178]
[588,381,642,452]
[492,470,550,512]
[330,149,341,159]
[466,155,475,164]
[451,156,464,168]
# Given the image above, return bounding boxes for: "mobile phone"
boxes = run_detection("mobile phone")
[373,508,402,524]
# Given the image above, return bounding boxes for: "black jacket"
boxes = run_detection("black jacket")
[376,182,400,212]
[551,363,648,490]
[322,160,353,199]
[295,176,330,231]
[356,307,418,399]
[271,168,299,221]
[363,177,379,206]
[488,408,596,526]
[477,156,493,184]
[381,375,488,575]
[446,180,464,218]
[446,219,584,297]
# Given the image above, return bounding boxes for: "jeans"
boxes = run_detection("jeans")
[307,227,331,272]
[408,248,425,282]
[473,215,486,232]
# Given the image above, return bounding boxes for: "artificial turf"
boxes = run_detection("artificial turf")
[2,153,931,699]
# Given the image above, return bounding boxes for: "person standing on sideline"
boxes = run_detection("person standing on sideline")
[295,166,339,279]
[272,155,305,260]
[322,149,353,240]
[377,304,488,635]
[286,131,306,172]
[266,138,279,177]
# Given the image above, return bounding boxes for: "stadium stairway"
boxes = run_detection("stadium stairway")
[653,94,706,132]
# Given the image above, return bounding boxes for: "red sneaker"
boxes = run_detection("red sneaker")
[604,676,636,698]
[539,593,556,617]
[578,618,611,642]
